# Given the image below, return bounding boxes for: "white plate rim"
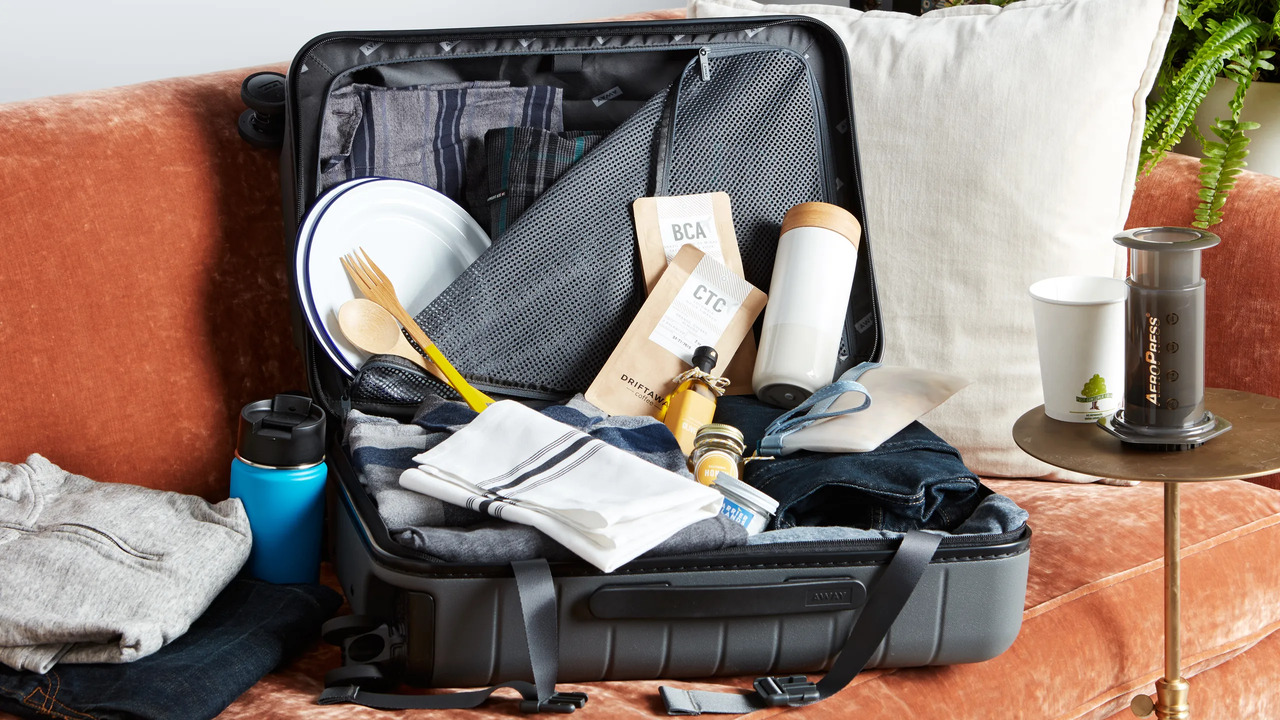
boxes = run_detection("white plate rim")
[299,178,490,376]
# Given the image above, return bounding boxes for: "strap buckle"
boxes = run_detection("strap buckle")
[316,685,360,706]
[519,691,589,714]
[753,675,819,708]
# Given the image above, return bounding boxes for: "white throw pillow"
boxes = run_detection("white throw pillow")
[690,0,1176,480]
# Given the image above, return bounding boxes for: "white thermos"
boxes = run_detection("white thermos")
[752,202,862,408]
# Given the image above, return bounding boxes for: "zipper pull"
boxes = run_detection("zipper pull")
[698,47,711,81]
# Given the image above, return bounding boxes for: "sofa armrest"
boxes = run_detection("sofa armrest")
[0,66,302,500]
[1128,153,1280,489]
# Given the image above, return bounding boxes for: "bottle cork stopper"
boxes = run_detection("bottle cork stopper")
[780,202,862,249]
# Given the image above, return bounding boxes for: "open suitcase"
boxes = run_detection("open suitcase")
[276,15,1031,714]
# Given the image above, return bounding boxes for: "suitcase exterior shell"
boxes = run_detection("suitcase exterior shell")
[281,17,1031,689]
[329,448,1028,688]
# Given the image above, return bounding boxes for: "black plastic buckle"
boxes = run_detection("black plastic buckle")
[754,675,820,707]
[316,684,360,705]
[519,691,589,714]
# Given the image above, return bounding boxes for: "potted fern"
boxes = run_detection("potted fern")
[1141,0,1278,228]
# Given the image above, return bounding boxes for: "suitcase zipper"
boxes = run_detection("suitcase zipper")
[288,18,820,223]
[333,461,1029,578]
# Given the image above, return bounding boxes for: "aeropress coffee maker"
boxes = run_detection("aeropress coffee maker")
[1099,227,1231,450]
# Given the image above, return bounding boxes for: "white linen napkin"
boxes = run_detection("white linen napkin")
[399,400,723,572]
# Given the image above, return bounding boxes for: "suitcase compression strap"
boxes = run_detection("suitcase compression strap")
[659,529,942,716]
[318,558,588,713]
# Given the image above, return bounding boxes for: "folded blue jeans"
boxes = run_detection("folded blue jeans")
[715,396,988,532]
[0,578,341,720]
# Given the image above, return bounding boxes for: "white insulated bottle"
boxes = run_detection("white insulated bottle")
[752,202,862,408]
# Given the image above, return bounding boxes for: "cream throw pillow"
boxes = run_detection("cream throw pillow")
[690,0,1176,480]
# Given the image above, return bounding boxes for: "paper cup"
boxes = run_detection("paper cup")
[1029,276,1126,423]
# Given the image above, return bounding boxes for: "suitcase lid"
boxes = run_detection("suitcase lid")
[278,17,882,420]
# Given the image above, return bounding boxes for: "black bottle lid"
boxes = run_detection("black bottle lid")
[236,393,326,469]
[692,346,719,373]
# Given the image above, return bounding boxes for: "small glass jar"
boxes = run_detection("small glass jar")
[688,423,746,486]
[713,473,778,536]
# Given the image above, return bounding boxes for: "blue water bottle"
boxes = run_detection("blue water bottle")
[230,393,327,584]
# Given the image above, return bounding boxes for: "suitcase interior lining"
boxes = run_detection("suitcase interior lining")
[322,46,845,399]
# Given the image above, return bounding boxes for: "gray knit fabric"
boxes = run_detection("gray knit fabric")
[345,395,747,563]
[0,455,251,673]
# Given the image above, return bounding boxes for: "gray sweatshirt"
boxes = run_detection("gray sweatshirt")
[0,454,251,673]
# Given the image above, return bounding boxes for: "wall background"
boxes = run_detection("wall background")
[0,0,677,103]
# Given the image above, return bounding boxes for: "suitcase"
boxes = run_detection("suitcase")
[274,16,1031,714]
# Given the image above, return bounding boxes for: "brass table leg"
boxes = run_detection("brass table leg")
[1132,483,1190,719]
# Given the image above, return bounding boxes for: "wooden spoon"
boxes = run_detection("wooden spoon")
[337,299,450,384]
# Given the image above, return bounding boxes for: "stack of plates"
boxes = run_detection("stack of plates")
[294,178,491,376]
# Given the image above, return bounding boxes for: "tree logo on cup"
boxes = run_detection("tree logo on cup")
[1076,374,1113,410]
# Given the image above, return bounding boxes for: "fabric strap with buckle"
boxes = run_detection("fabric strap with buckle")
[658,529,942,715]
[318,558,587,713]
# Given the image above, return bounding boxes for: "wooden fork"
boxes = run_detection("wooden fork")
[341,248,494,412]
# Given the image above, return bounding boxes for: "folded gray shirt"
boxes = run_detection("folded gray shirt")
[0,454,251,673]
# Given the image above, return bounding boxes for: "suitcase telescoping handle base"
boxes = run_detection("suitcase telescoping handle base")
[318,558,588,713]
[659,530,942,715]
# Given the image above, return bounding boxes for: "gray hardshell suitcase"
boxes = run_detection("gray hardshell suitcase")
[277,16,1030,714]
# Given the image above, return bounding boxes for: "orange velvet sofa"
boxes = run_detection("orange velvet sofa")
[2,30,1280,720]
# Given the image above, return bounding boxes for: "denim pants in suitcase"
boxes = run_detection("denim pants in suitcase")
[714,396,989,532]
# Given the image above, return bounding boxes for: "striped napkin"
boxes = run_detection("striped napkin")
[399,401,723,572]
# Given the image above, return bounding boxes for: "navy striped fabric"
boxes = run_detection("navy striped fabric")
[484,127,603,237]
[318,81,564,223]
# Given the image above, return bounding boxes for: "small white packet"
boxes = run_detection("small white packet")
[760,364,972,455]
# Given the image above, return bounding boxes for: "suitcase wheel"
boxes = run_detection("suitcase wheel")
[238,71,286,149]
[321,614,378,645]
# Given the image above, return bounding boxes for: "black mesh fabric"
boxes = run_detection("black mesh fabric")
[348,356,459,409]
[413,48,828,398]
[665,49,827,293]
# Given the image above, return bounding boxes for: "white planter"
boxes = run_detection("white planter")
[1173,78,1280,178]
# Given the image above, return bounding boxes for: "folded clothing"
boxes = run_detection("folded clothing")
[346,395,745,568]
[0,578,341,720]
[0,455,251,673]
[484,126,603,237]
[716,397,989,532]
[318,80,564,219]
[400,400,724,572]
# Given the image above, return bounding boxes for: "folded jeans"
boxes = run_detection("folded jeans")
[715,396,988,532]
[0,578,342,720]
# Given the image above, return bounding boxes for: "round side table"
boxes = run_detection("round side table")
[1013,388,1280,720]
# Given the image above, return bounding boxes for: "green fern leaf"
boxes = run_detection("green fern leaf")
[1194,118,1253,227]
[1143,16,1269,175]
[1182,0,1228,29]
[1174,16,1264,86]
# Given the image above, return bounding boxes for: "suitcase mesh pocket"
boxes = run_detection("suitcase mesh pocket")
[666,48,827,292]
[414,48,829,398]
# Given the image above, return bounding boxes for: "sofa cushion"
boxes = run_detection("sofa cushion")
[198,478,1280,720]
[0,66,305,501]
[689,0,1176,481]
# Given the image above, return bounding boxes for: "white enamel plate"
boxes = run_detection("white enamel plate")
[297,178,490,375]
